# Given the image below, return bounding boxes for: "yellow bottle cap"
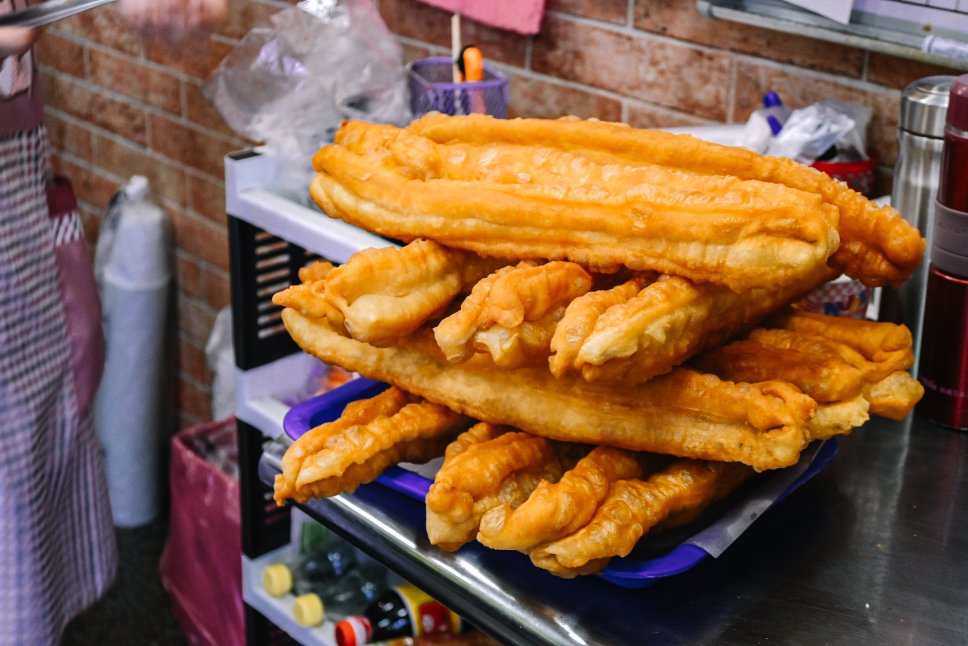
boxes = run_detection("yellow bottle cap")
[293,593,325,627]
[262,563,293,597]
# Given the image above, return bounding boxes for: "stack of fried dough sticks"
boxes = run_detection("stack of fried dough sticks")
[272,114,925,578]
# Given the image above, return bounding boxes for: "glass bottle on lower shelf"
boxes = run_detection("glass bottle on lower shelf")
[334,583,462,646]
[263,529,386,626]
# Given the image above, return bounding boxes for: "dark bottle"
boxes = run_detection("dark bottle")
[263,539,385,626]
[917,73,968,430]
[334,583,461,646]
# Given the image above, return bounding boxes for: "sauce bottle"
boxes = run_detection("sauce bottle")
[917,73,968,430]
[334,584,461,646]
[262,540,385,626]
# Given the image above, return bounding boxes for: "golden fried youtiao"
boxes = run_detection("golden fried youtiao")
[434,261,592,367]
[529,460,752,578]
[408,113,924,288]
[274,388,472,504]
[282,310,822,471]
[426,428,562,551]
[477,446,643,551]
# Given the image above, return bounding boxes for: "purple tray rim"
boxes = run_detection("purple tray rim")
[283,378,839,589]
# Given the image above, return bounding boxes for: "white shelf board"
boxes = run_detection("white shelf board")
[225,150,397,263]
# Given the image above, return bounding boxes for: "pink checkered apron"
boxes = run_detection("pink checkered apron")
[0,127,117,643]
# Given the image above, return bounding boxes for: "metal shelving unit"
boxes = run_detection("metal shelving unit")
[698,0,968,70]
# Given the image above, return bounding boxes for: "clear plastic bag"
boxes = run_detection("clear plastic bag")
[203,0,410,200]
[766,100,872,164]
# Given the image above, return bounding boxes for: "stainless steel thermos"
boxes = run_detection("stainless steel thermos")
[888,76,953,372]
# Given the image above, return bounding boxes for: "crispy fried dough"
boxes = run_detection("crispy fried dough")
[750,316,923,420]
[477,446,643,552]
[408,113,924,287]
[529,459,753,577]
[555,265,833,384]
[298,260,336,284]
[426,428,563,551]
[692,339,865,403]
[275,386,411,504]
[694,313,923,426]
[274,387,471,504]
[311,122,841,292]
[771,309,914,371]
[274,240,502,347]
[434,261,592,366]
[548,276,647,377]
[281,310,824,470]
[863,371,924,420]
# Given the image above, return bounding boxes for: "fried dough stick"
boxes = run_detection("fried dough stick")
[311,127,839,292]
[435,261,592,367]
[771,309,914,373]
[693,311,923,425]
[275,386,411,504]
[530,460,753,578]
[692,338,865,403]
[755,315,923,419]
[551,265,834,384]
[274,388,472,504]
[408,113,925,288]
[426,427,563,551]
[281,309,822,470]
[273,240,502,346]
[477,446,643,552]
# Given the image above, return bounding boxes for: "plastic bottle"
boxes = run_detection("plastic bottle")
[334,584,462,646]
[739,91,792,153]
[262,539,385,626]
[93,175,172,527]
[917,73,968,430]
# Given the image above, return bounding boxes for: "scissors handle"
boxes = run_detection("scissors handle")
[0,0,118,28]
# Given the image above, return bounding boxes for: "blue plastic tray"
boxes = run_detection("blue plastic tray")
[284,378,838,588]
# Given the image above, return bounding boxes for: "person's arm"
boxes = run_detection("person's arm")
[117,0,228,41]
[0,26,37,59]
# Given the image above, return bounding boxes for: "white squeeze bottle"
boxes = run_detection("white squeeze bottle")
[93,176,173,527]
[739,91,792,153]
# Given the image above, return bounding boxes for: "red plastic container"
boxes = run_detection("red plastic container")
[159,418,244,646]
[812,154,879,197]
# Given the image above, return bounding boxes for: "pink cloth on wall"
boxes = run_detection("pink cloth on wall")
[418,0,546,35]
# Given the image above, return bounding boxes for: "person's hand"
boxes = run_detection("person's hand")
[117,0,228,43]
[0,26,38,59]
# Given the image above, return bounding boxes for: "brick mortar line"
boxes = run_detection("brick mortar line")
[44,98,244,187]
[53,138,229,238]
[393,35,721,124]
[491,62,718,124]
[175,249,231,296]
[727,58,738,124]
[41,67,191,132]
[546,10,883,84]
[546,9,743,57]
[44,31,200,84]
[626,0,635,28]
[730,51,903,95]
[397,22,886,115]
[41,59,249,149]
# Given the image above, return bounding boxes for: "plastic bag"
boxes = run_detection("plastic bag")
[206,307,235,421]
[766,100,872,164]
[203,0,410,200]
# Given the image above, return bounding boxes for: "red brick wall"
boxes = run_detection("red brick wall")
[34,0,960,429]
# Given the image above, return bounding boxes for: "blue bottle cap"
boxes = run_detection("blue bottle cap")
[762,91,783,108]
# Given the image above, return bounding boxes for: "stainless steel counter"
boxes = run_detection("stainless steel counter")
[260,415,968,645]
